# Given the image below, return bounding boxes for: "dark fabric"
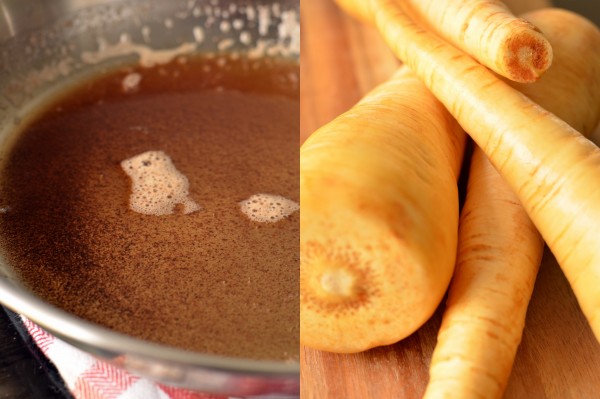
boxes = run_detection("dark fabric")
[0,306,72,399]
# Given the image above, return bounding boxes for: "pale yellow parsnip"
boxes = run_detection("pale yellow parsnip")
[301,68,465,353]
[349,0,600,341]
[406,0,552,82]
[334,0,553,82]
[425,9,600,398]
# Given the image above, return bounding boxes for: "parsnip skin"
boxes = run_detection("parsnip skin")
[301,68,465,353]
[426,147,543,399]
[334,0,372,23]
[510,12,600,136]
[409,0,552,82]
[425,9,600,399]
[357,0,600,342]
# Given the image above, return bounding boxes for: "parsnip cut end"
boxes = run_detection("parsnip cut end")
[504,27,552,83]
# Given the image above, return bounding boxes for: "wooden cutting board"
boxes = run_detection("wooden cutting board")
[300,1,600,398]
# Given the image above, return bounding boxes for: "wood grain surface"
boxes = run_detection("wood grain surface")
[300,0,600,398]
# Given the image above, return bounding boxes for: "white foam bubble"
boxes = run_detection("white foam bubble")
[81,38,196,68]
[141,26,151,42]
[239,194,299,223]
[232,19,244,30]
[219,20,231,33]
[245,5,255,21]
[239,31,252,45]
[218,38,234,51]
[257,5,270,36]
[121,151,200,216]
[193,26,204,43]
[122,72,141,92]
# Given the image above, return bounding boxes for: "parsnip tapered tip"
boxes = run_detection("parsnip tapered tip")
[503,25,553,83]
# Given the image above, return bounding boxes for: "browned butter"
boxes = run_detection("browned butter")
[0,55,299,361]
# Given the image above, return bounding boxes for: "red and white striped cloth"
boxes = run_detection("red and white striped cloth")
[22,316,231,399]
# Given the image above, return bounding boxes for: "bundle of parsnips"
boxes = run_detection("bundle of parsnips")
[300,0,600,397]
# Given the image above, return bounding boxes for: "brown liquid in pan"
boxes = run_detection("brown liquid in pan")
[0,56,299,361]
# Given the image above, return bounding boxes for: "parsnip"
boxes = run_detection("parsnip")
[301,68,465,353]
[425,10,600,398]
[334,0,600,342]
[334,0,553,82]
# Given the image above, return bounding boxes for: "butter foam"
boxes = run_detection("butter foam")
[239,193,298,223]
[121,150,200,216]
